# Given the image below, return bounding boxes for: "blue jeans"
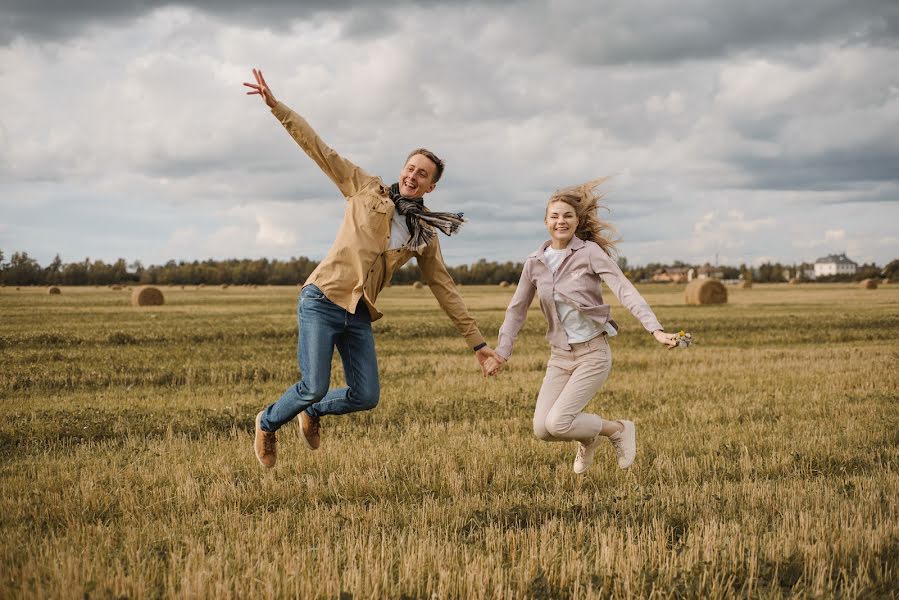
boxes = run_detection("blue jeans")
[259,284,380,432]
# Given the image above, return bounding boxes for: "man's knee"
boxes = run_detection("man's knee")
[299,381,329,403]
[353,386,380,411]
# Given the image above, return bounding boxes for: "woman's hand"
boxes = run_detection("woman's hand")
[484,355,506,376]
[653,330,678,348]
[243,68,278,108]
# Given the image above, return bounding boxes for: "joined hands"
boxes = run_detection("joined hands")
[483,354,506,377]
[475,346,505,377]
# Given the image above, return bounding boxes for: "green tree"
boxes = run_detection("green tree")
[62,259,90,285]
[2,252,44,285]
[45,254,63,284]
[883,259,899,282]
[854,262,881,281]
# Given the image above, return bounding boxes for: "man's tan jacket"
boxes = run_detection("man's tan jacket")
[272,101,485,349]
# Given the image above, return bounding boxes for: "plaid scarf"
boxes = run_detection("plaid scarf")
[389,183,465,250]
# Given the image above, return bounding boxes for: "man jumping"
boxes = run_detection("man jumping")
[244,68,497,468]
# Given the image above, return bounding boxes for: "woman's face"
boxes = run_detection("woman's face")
[545,200,578,246]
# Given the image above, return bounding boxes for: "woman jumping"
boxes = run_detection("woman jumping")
[486,179,678,474]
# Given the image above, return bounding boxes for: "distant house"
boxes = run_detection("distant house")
[651,267,689,283]
[698,263,724,280]
[814,253,857,278]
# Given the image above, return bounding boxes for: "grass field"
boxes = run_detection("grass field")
[1,283,897,599]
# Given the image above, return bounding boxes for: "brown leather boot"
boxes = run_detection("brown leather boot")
[254,411,277,468]
[300,411,321,450]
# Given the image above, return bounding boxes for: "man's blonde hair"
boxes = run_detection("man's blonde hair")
[406,148,445,183]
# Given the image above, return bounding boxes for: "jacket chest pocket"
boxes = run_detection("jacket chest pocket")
[367,197,390,214]
[358,197,390,235]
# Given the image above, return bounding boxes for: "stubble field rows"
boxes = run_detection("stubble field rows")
[1,283,897,598]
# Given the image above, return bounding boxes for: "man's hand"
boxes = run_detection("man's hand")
[243,68,278,108]
[476,346,506,377]
[475,346,502,377]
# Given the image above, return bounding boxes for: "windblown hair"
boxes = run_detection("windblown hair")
[546,177,618,256]
[406,148,445,183]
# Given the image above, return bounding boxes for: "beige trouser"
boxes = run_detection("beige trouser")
[533,335,612,444]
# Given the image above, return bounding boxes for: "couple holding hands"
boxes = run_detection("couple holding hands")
[245,69,679,475]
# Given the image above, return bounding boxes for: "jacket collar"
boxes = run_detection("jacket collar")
[529,235,586,261]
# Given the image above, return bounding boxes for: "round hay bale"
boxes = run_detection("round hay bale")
[132,286,165,307]
[859,278,878,290]
[498,281,510,288]
[412,281,425,289]
[47,286,61,295]
[685,279,727,305]
[740,280,752,289]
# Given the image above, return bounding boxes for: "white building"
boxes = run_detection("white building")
[814,253,857,278]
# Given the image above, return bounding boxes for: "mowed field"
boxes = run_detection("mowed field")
[1,283,897,599]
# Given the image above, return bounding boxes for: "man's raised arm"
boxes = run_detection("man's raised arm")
[244,68,374,198]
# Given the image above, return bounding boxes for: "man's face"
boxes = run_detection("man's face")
[399,154,438,198]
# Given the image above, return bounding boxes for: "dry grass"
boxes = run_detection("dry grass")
[1,283,897,598]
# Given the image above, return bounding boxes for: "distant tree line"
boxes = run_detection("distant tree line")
[1,249,896,287]
[390,258,525,286]
[0,251,319,287]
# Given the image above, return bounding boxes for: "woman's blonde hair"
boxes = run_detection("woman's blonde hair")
[546,177,618,256]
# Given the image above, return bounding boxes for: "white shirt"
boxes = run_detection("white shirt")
[389,210,412,250]
[543,246,616,342]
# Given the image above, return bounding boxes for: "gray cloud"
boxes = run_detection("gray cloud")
[1,1,897,268]
[0,0,511,44]
[6,0,898,62]
[459,0,899,66]
[734,139,899,192]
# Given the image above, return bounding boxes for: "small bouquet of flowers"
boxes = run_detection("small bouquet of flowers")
[670,330,694,350]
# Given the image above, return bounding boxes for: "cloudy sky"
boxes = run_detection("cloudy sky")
[1,1,897,269]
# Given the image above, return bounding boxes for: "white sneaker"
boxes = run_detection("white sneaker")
[573,435,604,474]
[609,420,636,469]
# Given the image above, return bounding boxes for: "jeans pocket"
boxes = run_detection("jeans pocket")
[301,284,327,301]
